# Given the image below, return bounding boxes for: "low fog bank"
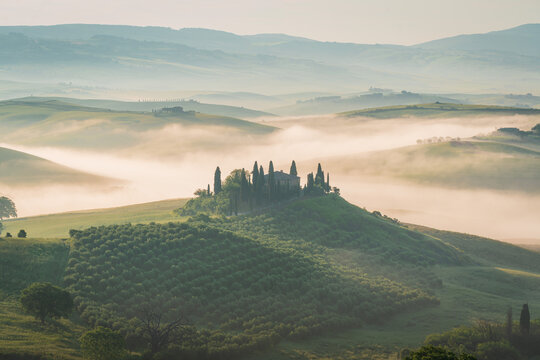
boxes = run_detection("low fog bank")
[1,113,539,242]
[337,176,540,243]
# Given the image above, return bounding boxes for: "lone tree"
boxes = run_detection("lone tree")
[520,303,530,335]
[0,196,17,220]
[214,167,222,194]
[140,307,188,354]
[18,229,27,238]
[80,326,126,360]
[20,282,73,324]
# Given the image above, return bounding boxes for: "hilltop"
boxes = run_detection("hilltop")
[0,98,275,151]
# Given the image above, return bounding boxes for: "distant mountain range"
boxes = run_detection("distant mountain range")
[0,24,538,94]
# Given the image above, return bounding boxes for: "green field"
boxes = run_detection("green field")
[340,103,540,119]
[2,198,189,238]
[0,237,83,359]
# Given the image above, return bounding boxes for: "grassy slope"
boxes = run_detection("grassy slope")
[250,206,540,360]
[2,198,189,238]
[2,196,540,359]
[0,99,275,149]
[340,102,540,119]
[0,146,113,187]
[0,237,83,359]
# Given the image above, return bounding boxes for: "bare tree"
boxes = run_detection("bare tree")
[139,307,189,354]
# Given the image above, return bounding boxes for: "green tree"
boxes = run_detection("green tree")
[194,189,208,197]
[240,168,249,202]
[0,196,17,220]
[0,221,3,235]
[315,163,324,187]
[252,161,259,189]
[214,167,222,194]
[18,229,27,238]
[306,173,314,193]
[224,169,242,215]
[290,160,297,176]
[268,161,276,202]
[20,283,73,324]
[405,345,476,360]
[80,326,127,360]
[258,165,265,204]
[520,303,530,335]
[326,173,330,192]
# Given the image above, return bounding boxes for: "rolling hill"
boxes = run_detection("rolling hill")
[2,195,540,359]
[33,97,275,119]
[327,137,540,193]
[0,98,275,151]
[0,146,113,187]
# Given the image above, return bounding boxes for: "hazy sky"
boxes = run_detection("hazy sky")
[1,0,539,44]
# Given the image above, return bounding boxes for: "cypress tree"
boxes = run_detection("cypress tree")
[290,160,297,176]
[268,161,275,202]
[258,166,265,204]
[306,173,314,193]
[326,173,330,192]
[240,169,249,202]
[315,163,324,186]
[207,184,211,196]
[214,167,222,194]
[520,303,530,335]
[252,161,259,190]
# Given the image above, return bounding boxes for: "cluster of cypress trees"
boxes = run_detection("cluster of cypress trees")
[211,161,301,214]
[206,160,333,215]
[304,163,332,195]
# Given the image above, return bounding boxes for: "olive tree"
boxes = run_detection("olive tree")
[80,327,127,360]
[20,282,73,323]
